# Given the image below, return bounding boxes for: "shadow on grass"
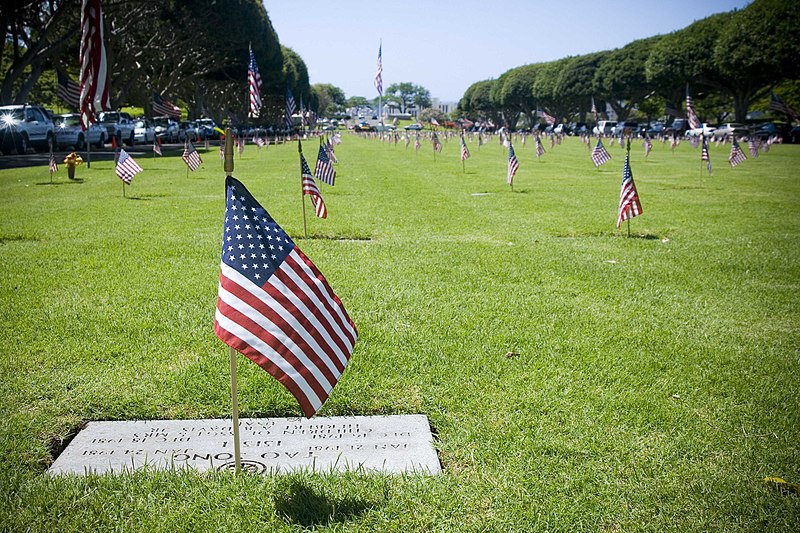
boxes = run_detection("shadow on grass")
[35,179,84,185]
[553,230,661,240]
[48,420,88,463]
[298,234,372,242]
[275,480,373,528]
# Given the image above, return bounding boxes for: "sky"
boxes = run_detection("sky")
[265,0,751,104]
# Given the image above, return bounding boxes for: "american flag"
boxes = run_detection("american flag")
[49,153,58,173]
[535,135,545,158]
[182,140,202,171]
[254,135,266,148]
[431,132,442,153]
[152,137,162,156]
[670,136,679,151]
[315,142,336,186]
[152,92,181,120]
[404,134,410,149]
[115,149,143,184]
[237,137,245,155]
[299,96,307,128]
[769,91,799,121]
[686,87,700,130]
[701,137,712,175]
[56,70,80,109]
[414,134,421,152]
[301,152,327,218]
[507,140,519,186]
[617,152,642,228]
[591,139,611,167]
[430,118,440,127]
[728,138,747,168]
[643,136,652,159]
[590,96,598,125]
[540,110,556,126]
[325,137,338,163]
[689,136,700,149]
[213,177,356,418]
[79,0,111,131]
[285,87,296,129]
[248,45,262,116]
[460,134,470,161]
[748,138,760,158]
[374,43,383,96]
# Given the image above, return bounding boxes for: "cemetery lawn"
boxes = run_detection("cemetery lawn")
[0,136,798,531]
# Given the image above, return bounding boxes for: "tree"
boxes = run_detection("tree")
[346,96,369,109]
[311,83,346,116]
[385,82,430,113]
[552,52,608,123]
[459,79,501,126]
[593,36,661,121]
[493,64,540,128]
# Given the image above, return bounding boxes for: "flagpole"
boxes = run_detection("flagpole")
[299,140,308,238]
[626,136,631,237]
[86,136,92,169]
[222,128,242,476]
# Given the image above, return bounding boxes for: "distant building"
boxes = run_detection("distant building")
[431,98,458,115]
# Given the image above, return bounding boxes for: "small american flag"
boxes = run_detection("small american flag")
[315,142,336,186]
[301,153,327,218]
[182,140,202,171]
[617,152,642,228]
[728,138,747,168]
[535,136,545,158]
[325,138,338,163]
[49,153,58,173]
[748,139,760,158]
[414,134,421,152]
[430,118,440,127]
[431,132,442,153]
[507,140,519,186]
[237,137,245,155]
[643,136,652,159]
[248,45,262,116]
[590,96,598,124]
[460,134,470,161]
[214,176,356,418]
[689,136,700,149]
[540,110,556,126]
[591,139,611,167]
[204,137,210,151]
[153,92,181,120]
[701,137,712,175]
[404,134,410,149]
[686,87,700,130]
[115,149,143,184]
[670,136,679,151]
[153,137,162,156]
[254,135,266,148]
[285,87,296,129]
[769,91,799,121]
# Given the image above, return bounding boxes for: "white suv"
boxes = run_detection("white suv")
[0,104,55,154]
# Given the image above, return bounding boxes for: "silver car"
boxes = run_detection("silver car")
[54,114,106,149]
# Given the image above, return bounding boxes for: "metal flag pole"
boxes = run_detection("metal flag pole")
[626,136,631,238]
[299,139,308,238]
[86,134,92,168]
[222,128,242,475]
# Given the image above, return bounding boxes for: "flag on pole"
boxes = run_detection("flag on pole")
[414,133,421,152]
[152,137,162,156]
[324,137,338,163]
[701,137,712,175]
[237,137,245,155]
[49,153,58,173]
[535,135,545,158]
[748,138,760,158]
[56,70,80,109]
[768,91,799,121]
[182,140,202,171]
[591,138,611,167]
[507,140,519,186]
[539,109,556,126]
[686,86,700,130]
[431,132,442,153]
[115,149,143,184]
[430,118,440,128]
[248,45,262,116]
[374,43,383,96]
[152,92,181,119]
[643,136,652,159]
[285,87,296,129]
[315,142,336,186]
[728,137,747,168]
[616,152,642,228]
[301,153,327,218]
[590,96,598,125]
[213,176,356,418]
[79,0,111,130]
[460,134,470,161]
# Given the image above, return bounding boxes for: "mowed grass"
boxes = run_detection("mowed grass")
[0,133,798,531]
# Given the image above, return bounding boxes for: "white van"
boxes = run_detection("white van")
[592,120,617,136]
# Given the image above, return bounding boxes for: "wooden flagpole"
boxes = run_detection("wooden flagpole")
[299,139,308,238]
[222,128,242,475]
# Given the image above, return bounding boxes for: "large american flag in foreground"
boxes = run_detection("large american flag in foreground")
[591,138,611,167]
[728,138,747,168]
[214,177,356,417]
[115,149,142,184]
[617,152,642,228]
[182,140,202,171]
[79,0,110,130]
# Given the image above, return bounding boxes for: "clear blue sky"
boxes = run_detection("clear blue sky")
[265,0,751,103]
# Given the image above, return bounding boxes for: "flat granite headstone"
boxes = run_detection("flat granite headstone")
[48,415,440,475]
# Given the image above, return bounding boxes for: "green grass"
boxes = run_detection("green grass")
[1,134,799,531]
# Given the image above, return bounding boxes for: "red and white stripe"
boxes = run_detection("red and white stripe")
[116,149,143,184]
[214,250,357,417]
[79,0,110,131]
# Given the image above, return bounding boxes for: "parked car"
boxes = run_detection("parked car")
[195,118,219,140]
[54,113,106,149]
[0,104,55,154]
[354,123,374,132]
[592,120,617,136]
[153,116,179,142]
[751,122,790,141]
[713,123,746,139]
[570,122,588,136]
[553,124,570,135]
[97,111,136,146]
[612,121,639,136]
[647,122,666,136]
[179,121,199,142]
[686,123,716,137]
[132,119,155,144]
[404,123,423,131]
[665,118,687,136]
